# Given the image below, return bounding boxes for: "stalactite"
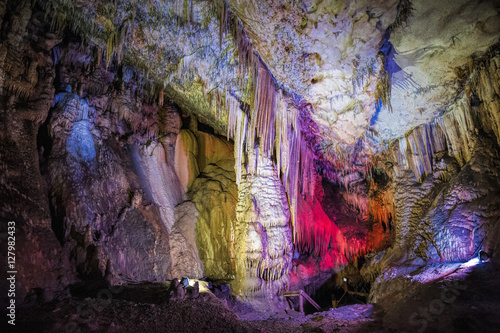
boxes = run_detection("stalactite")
[375,69,392,113]
[105,21,118,70]
[294,194,369,262]
[441,97,474,166]
[369,192,394,227]
[405,121,447,181]
[342,191,369,218]
[393,94,474,181]
[231,107,249,187]
[216,0,230,50]
[289,136,300,228]
[366,178,395,250]
[174,0,192,27]
[218,3,317,244]
[254,64,277,156]
[212,0,356,279]
[159,87,164,106]
[391,46,500,183]
[226,93,239,139]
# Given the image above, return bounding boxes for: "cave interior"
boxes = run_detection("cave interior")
[1,0,500,332]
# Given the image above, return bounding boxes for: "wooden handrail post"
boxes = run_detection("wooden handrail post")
[299,291,304,314]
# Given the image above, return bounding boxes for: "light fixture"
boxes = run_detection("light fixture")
[479,250,489,263]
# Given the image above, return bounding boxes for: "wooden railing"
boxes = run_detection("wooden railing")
[282,289,321,314]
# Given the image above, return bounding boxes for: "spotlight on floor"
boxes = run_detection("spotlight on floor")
[180,277,190,287]
[187,279,211,292]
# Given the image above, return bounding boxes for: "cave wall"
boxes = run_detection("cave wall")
[364,48,500,296]
[44,85,180,284]
[389,49,500,264]
[0,1,208,302]
[0,0,75,303]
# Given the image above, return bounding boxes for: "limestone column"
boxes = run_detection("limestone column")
[232,154,293,298]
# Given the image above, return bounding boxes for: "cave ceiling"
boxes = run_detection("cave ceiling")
[226,0,500,143]
[46,0,500,165]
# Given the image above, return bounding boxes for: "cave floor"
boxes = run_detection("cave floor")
[13,294,383,333]
[10,261,500,333]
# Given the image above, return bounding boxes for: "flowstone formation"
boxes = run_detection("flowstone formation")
[234,154,293,298]
[188,131,239,281]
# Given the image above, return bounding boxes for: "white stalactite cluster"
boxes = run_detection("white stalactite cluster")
[393,95,474,182]
[227,68,315,241]
[393,50,500,182]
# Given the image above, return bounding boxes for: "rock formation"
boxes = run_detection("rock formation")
[234,154,293,298]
